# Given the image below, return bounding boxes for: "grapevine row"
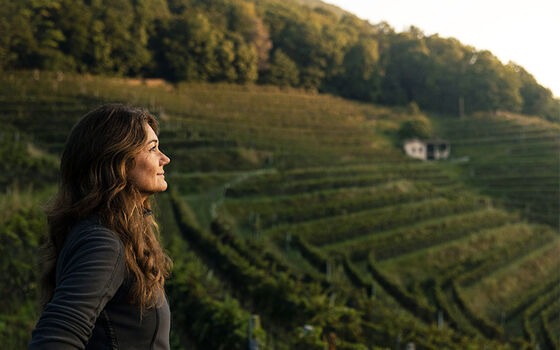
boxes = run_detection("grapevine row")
[226,181,450,230]
[273,195,488,247]
[226,172,453,197]
[521,284,560,345]
[328,208,515,261]
[540,300,560,350]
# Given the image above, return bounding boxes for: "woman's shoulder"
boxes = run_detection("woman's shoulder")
[58,215,125,277]
[66,214,123,251]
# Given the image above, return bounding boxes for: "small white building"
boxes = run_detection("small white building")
[403,138,450,161]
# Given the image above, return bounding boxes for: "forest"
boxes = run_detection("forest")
[1,0,558,121]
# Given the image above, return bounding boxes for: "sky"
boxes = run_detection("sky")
[324,0,559,98]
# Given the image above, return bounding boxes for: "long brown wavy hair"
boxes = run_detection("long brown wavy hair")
[41,103,172,314]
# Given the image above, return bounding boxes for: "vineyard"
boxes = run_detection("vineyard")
[432,112,560,227]
[1,71,558,349]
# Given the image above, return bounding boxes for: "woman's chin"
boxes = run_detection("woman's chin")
[158,181,168,192]
[139,183,168,197]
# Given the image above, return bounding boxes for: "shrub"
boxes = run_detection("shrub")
[398,115,433,141]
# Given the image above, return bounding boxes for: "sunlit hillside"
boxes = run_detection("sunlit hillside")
[1,71,558,349]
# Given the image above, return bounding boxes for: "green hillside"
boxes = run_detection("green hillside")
[433,112,560,227]
[1,71,558,349]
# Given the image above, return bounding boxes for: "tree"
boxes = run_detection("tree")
[336,38,380,101]
[273,14,329,90]
[90,0,153,75]
[231,34,258,83]
[31,0,71,69]
[0,0,36,70]
[53,0,92,72]
[462,50,522,113]
[423,35,466,114]
[397,115,433,141]
[512,63,559,121]
[380,29,431,106]
[260,49,299,86]
[228,1,272,71]
[153,12,221,81]
[214,37,237,82]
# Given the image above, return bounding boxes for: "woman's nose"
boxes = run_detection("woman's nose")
[161,152,170,165]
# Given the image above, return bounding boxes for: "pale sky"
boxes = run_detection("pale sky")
[324,0,560,98]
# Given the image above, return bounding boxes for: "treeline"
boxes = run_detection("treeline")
[1,0,558,121]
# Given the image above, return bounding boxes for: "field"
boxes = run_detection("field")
[1,71,558,349]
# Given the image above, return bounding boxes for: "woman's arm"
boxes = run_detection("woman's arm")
[29,226,126,350]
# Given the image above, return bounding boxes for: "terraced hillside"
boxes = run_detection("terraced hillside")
[432,111,560,227]
[1,71,558,349]
[218,161,559,347]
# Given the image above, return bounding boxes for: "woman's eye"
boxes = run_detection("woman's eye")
[150,146,157,151]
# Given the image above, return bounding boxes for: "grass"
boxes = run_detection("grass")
[377,222,537,284]
[462,237,560,319]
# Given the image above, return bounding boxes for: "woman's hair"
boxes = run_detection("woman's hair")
[41,103,172,313]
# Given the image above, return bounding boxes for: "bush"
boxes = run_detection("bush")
[0,205,47,349]
[398,115,433,141]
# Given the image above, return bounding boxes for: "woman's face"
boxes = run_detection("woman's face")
[128,123,170,197]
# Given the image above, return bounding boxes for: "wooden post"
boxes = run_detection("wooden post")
[285,232,291,251]
[248,315,260,350]
[329,292,336,307]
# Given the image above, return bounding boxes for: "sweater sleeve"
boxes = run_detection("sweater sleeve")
[29,226,126,350]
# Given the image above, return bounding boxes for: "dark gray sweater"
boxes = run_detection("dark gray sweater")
[29,216,170,350]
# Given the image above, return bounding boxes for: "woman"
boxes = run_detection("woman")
[29,104,173,349]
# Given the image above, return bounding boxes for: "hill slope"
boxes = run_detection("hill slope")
[433,111,560,227]
[1,71,558,349]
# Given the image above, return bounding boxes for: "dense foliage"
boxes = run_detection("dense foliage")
[0,127,58,191]
[0,204,47,349]
[397,114,433,141]
[1,0,558,122]
[0,131,54,348]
